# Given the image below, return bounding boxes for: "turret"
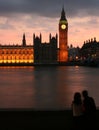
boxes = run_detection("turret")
[22,33,26,46]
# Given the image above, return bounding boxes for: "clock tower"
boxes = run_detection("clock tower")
[59,7,68,62]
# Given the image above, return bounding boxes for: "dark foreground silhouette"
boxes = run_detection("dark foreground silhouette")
[0,109,99,130]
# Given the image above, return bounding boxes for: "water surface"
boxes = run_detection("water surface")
[0,66,98,110]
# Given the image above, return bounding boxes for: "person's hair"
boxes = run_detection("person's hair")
[82,90,88,97]
[73,92,82,105]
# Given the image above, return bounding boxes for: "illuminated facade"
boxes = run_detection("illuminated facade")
[59,7,68,62]
[0,46,33,64]
[0,8,68,64]
[0,34,33,64]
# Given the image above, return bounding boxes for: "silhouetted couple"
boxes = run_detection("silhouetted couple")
[71,90,97,130]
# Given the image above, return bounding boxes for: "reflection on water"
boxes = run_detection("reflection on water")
[0,66,99,110]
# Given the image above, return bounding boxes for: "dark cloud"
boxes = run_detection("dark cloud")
[0,0,99,18]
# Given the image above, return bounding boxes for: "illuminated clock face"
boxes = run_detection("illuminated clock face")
[61,24,66,29]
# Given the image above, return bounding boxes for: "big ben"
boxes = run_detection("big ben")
[59,7,68,62]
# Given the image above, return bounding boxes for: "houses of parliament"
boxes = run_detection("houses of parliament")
[0,8,68,64]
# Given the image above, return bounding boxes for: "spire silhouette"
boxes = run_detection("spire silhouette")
[22,33,26,46]
[60,6,66,20]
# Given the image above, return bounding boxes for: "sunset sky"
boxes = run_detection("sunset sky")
[0,0,99,48]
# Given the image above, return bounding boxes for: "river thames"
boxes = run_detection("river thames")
[0,66,99,110]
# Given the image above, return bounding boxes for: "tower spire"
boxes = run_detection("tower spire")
[60,6,66,21]
[22,33,26,46]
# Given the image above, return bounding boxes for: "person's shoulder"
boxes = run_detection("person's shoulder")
[89,97,96,108]
[89,96,95,101]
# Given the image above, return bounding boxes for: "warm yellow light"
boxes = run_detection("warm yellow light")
[4,60,7,63]
[8,60,11,63]
[12,60,15,63]
[0,47,34,64]
[60,50,68,62]
[76,56,78,60]
[0,60,3,63]
[61,24,66,29]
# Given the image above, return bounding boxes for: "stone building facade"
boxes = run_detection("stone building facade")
[33,33,58,64]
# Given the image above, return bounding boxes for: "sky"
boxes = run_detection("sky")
[0,0,99,48]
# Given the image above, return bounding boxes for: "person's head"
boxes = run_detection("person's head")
[73,92,82,105]
[82,90,88,98]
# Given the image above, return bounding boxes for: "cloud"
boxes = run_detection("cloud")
[0,17,15,29]
[0,0,99,18]
[0,0,99,47]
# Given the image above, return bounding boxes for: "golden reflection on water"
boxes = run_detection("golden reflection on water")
[0,66,34,69]
[0,66,35,108]
[0,66,98,110]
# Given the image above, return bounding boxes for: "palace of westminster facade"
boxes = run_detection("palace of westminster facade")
[0,8,68,64]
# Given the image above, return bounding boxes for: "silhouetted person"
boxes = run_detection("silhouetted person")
[71,92,84,130]
[82,90,97,129]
